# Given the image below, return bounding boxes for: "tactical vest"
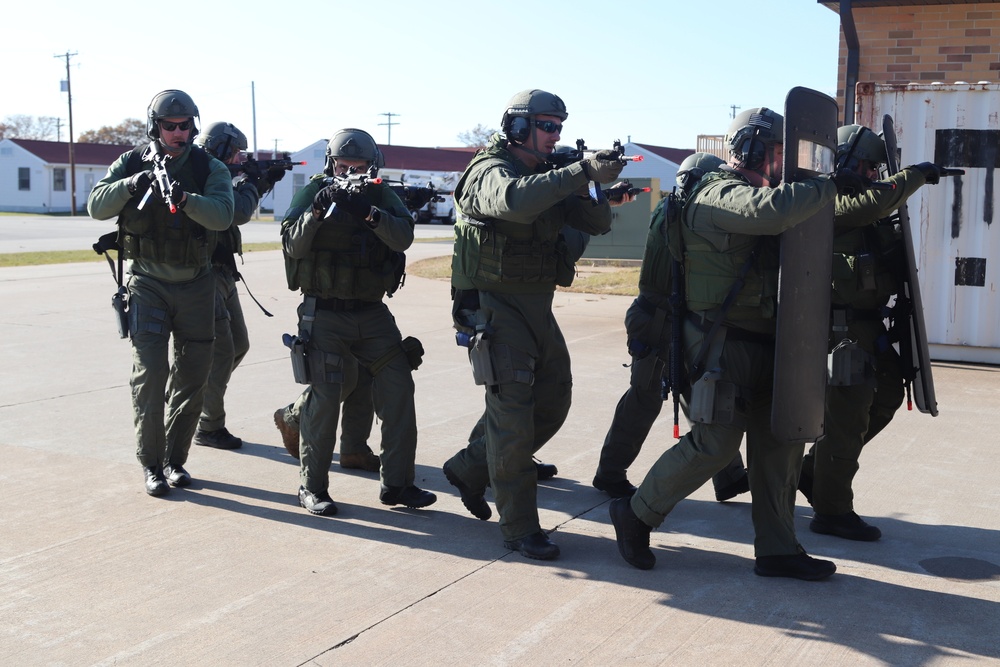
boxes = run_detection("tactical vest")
[285,178,400,301]
[681,171,780,320]
[452,144,564,293]
[637,193,684,297]
[830,222,899,309]
[117,145,215,268]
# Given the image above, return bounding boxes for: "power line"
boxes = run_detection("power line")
[379,112,400,146]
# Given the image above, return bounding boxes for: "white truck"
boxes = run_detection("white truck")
[416,192,455,224]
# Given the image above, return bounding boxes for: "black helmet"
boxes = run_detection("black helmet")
[501,89,568,144]
[836,124,887,170]
[726,107,783,170]
[194,122,247,162]
[323,128,383,177]
[146,89,200,143]
[676,152,725,193]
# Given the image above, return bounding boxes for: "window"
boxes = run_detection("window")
[54,168,67,191]
[18,167,30,191]
[292,172,306,196]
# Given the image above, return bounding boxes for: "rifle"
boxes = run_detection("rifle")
[227,154,306,179]
[382,179,440,213]
[320,165,383,218]
[603,179,651,202]
[548,139,643,204]
[138,143,177,214]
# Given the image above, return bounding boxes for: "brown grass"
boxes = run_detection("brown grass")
[406,256,640,297]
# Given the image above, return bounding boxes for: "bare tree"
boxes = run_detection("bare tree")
[456,124,497,149]
[0,114,60,140]
[78,118,147,146]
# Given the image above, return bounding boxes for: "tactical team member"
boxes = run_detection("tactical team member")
[442,89,624,560]
[800,124,944,541]
[453,223,614,488]
[88,89,234,496]
[281,128,434,516]
[609,107,869,579]
[189,121,285,451]
[594,152,749,502]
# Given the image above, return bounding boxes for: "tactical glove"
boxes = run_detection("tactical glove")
[312,184,338,218]
[581,150,625,184]
[127,171,154,196]
[266,165,287,184]
[336,189,373,219]
[152,178,185,206]
[911,162,942,185]
[831,168,871,196]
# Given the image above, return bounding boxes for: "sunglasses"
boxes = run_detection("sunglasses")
[159,120,193,132]
[534,120,563,134]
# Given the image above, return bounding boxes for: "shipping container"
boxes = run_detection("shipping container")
[856,82,1000,365]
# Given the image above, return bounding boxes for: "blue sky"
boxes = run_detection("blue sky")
[4,1,842,153]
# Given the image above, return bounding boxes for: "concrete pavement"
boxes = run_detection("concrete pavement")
[1,236,999,666]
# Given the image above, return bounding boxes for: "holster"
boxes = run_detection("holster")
[828,338,874,386]
[689,369,737,425]
[112,286,129,339]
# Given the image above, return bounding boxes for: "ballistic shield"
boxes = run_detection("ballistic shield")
[882,114,938,416]
[771,87,838,442]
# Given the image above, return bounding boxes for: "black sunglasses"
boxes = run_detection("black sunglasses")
[534,120,563,134]
[159,119,193,132]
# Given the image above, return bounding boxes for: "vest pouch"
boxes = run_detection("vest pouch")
[630,352,664,392]
[401,336,424,371]
[308,348,344,385]
[828,338,874,386]
[458,225,504,284]
[503,240,556,283]
[689,369,736,425]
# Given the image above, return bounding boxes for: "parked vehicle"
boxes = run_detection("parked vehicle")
[416,192,455,224]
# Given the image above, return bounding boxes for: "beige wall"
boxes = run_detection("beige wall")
[833,2,1000,109]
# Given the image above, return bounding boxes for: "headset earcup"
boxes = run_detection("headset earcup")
[507,117,530,143]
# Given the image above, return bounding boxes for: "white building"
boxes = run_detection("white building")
[0,139,130,214]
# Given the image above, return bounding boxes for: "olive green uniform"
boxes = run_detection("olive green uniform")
[444,136,612,543]
[200,179,258,432]
[803,167,928,514]
[629,169,839,557]
[281,176,416,495]
[597,199,746,491]
[87,143,234,469]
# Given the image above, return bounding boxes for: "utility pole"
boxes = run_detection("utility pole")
[730,104,741,119]
[53,118,64,142]
[379,112,399,146]
[55,51,78,215]
[251,81,258,159]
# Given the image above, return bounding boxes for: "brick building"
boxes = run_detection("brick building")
[821,0,1000,121]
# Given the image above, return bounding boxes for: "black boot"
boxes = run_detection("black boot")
[609,497,655,569]
[593,475,637,499]
[298,487,338,516]
[754,549,836,581]
[534,458,558,481]
[810,511,881,541]
[193,426,242,450]
[503,531,560,560]
[143,466,169,497]
[380,485,437,508]
[443,462,491,520]
[163,464,191,488]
